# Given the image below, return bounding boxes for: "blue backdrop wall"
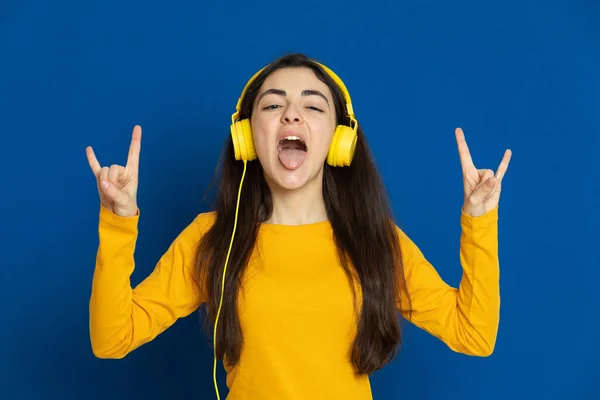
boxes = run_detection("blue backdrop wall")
[1,1,598,399]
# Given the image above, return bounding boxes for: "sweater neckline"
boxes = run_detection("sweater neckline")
[258,219,332,234]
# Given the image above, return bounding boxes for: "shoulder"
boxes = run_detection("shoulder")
[169,210,217,250]
[391,222,422,265]
[191,210,218,236]
[193,210,217,227]
[396,226,417,249]
[390,220,412,247]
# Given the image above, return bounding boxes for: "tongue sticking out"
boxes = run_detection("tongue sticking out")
[277,139,307,170]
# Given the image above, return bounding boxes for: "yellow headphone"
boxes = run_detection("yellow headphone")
[213,60,358,399]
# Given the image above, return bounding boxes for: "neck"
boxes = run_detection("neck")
[265,175,328,226]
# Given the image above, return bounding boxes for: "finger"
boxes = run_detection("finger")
[99,167,109,185]
[108,164,122,184]
[455,127,475,171]
[86,146,102,176]
[468,176,497,206]
[495,149,512,182]
[126,125,142,173]
[478,169,494,179]
[100,180,129,206]
[477,169,495,183]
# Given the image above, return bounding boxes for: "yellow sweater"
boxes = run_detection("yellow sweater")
[89,203,500,399]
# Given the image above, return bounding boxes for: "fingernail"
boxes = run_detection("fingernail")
[101,181,109,189]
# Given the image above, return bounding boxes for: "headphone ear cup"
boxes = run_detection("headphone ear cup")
[327,125,357,167]
[230,119,257,161]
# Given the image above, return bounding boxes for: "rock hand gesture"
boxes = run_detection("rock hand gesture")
[86,125,142,218]
[456,127,512,218]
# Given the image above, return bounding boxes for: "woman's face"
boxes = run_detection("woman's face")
[250,67,337,191]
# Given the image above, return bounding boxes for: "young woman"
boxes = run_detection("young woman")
[86,53,512,399]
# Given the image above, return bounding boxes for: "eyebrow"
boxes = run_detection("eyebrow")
[257,88,329,106]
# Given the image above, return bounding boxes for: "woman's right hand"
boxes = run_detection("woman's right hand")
[86,125,142,217]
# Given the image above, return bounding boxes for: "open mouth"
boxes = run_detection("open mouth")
[277,136,307,152]
[277,136,307,170]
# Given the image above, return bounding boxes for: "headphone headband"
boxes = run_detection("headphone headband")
[232,61,355,123]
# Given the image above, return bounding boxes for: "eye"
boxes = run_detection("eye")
[263,104,281,110]
[306,106,323,112]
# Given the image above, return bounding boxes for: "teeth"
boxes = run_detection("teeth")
[278,135,307,152]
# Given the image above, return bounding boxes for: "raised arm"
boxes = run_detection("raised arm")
[89,205,208,358]
[85,125,210,358]
[397,127,511,356]
[397,206,500,356]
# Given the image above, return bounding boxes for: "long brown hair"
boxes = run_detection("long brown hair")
[195,53,411,376]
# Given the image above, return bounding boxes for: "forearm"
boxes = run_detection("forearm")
[89,204,140,358]
[453,206,500,356]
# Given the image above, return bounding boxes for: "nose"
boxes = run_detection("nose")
[281,105,303,124]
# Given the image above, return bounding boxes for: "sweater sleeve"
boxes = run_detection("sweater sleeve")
[396,206,500,357]
[89,203,212,359]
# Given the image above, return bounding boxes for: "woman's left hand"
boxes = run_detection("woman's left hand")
[455,127,512,218]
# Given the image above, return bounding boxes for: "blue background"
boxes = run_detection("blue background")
[1,0,598,399]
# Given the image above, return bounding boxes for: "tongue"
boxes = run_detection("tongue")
[278,149,306,170]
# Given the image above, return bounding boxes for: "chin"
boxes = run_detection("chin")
[262,159,322,191]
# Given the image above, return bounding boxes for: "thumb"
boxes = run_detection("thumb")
[100,180,129,206]
[467,177,496,206]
